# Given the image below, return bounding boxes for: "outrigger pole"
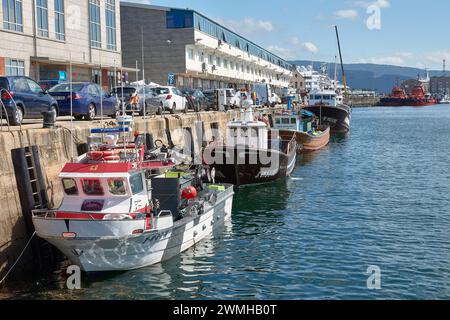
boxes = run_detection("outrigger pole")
[69,53,74,161]
[334,25,348,96]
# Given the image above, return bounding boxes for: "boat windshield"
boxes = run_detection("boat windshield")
[108,178,126,196]
[62,178,78,196]
[81,179,104,196]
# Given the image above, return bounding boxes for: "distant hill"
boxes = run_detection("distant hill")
[290,60,447,93]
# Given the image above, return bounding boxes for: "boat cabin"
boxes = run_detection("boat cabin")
[56,163,149,220]
[226,108,268,150]
[273,110,315,133]
[308,89,338,106]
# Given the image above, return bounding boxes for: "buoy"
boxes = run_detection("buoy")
[181,186,197,200]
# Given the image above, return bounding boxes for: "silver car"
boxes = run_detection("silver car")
[113,86,161,116]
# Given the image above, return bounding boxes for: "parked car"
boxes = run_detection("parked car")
[203,90,218,111]
[112,85,158,116]
[38,80,64,91]
[216,88,239,109]
[0,76,58,125]
[181,88,209,112]
[153,86,187,114]
[48,83,118,120]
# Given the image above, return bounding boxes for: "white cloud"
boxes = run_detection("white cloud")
[215,17,274,36]
[335,9,359,20]
[357,51,450,69]
[289,37,318,53]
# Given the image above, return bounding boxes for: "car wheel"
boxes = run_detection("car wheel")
[50,105,59,117]
[9,106,24,126]
[156,106,163,115]
[170,103,176,114]
[138,103,146,117]
[85,103,96,121]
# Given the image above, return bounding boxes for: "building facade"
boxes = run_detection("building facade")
[120,3,293,92]
[0,0,124,89]
[290,68,305,93]
[430,76,450,97]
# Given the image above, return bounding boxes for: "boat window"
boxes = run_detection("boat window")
[275,118,281,124]
[81,179,104,196]
[130,173,144,195]
[62,178,78,196]
[81,200,104,212]
[290,118,297,124]
[282,118,290,124]
[108,178,126,196]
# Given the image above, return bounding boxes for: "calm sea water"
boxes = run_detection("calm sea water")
[8,105,450,299]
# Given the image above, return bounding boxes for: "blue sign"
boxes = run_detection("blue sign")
[167,72,175,86]
[58,71,67,81]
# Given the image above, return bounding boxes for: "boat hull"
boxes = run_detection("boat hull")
[204,146,296,187]
[304,104,351,134]
[278,127,330,152]
[379,98,438,107]
[32,188,234,272]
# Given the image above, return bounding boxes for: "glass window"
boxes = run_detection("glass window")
[11,77,30,92]
[282,118,290,124]
[275,118,281,124]
[3,0,23,32]
[290,118,297,124]
[36,0,48,37]
[89,0,101,48]
[108,178,126,195]
[5,58,24,76]
[54,0,65,40]
[130,173,144,194]
[62,178,78,195]
[49,83,84,92]
[153,87,170,95]
[166,10,193,29]
[106,0,116,50]
[187,49,194,60]
[81,179,104,195]
[27,79,43,93]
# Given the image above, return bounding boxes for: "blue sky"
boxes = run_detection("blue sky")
[122,0,450,69]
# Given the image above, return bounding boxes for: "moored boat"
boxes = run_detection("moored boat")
[31,117,234,272]
[380,85,438,107]
[304,89,351,134]
[203,107,297,187]
[273,109,330,152]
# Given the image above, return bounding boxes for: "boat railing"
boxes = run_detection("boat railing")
[32,209,148,221]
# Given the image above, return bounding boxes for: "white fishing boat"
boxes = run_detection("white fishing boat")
[32,117,234,272]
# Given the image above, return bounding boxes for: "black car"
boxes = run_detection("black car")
[202,90,218,111]
[0,76,58,125]
[181,88,209,112]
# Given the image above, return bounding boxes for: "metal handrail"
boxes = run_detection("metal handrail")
[32,209,149,221]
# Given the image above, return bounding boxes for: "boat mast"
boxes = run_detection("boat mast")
[334,55,338,92]
[334,25,347,96]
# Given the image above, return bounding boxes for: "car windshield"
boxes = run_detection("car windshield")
[181,89,194,95]
[112,87,136,96]
[153,87,170,95]
[49,83,85,92]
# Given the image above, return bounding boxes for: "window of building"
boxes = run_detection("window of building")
[36,0,48,37]
[217,57,222,67]
[54,0,65,40]
[224,59,228,69]
[5,58,25,76]
[106,0,116,50]
[2,0,23,32]
[89,0,101,48]
[166,10,193,28]
[187,49,194,60]
[208,55,213,64]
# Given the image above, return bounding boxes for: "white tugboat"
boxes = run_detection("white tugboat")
[32,117,234,272]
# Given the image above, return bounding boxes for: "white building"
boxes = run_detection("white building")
[120,3,293,92]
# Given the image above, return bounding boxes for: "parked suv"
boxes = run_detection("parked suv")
[0,76,58,125]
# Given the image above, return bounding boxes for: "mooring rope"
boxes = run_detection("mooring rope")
[0,231,36,286]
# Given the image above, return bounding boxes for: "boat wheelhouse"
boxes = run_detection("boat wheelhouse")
[32,117,234,272]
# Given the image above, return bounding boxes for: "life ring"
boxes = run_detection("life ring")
[87,150,120,161]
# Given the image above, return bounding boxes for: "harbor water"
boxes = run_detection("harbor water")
[7,104,450,300]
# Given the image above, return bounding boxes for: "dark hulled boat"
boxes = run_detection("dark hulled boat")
[203,108,297,187]
[304,89,351,134]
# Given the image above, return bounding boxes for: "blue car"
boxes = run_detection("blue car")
[0,76,58,125]
[48,83,118,120]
